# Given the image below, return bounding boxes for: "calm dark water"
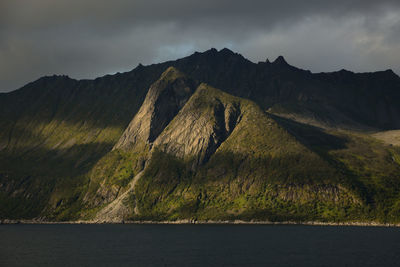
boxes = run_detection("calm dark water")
[0,224,399,267]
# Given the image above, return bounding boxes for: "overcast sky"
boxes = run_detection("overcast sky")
[1,0,400,92]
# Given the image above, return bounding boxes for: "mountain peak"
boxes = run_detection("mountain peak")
[273,55,288,65]
[194,47,240,59]
[205,48,218,54]
[219,47,234,54]
[160,66,185,80]
[384,69,399,77]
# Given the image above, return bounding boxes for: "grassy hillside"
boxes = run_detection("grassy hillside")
[129,84,368,222]
[0,66,167,219]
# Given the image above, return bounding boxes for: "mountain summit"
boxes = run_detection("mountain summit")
[273,55,288,65]
[0,49,400,223]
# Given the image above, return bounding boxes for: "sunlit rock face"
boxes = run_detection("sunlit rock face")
[114,67,198,151]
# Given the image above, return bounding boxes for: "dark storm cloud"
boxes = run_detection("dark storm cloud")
[1,0,400,92]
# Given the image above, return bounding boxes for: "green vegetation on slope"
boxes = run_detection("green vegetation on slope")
[131,85,366,222]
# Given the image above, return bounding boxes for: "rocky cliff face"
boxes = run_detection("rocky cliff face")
[153,84,242,166]
[114,67,198,151]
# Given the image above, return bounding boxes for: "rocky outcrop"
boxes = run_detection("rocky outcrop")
[114,77,243,167]
[114,67,198,150]
[153,84,241,165]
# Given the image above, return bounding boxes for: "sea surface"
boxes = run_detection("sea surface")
[0,224,399,266]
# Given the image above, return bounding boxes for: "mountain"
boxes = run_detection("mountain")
[1,48,400,223]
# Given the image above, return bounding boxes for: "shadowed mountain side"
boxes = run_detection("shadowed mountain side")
[0,141,114,219]
[169,49,400,130]
[0,63,169,156]
[268,114,349,151]
[269,114,400,215]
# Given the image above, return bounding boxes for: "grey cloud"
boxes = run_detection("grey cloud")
[1,0,400,92]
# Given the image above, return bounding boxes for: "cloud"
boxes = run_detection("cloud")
[1,0,400,92]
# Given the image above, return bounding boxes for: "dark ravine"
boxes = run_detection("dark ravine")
[1,48,400,224]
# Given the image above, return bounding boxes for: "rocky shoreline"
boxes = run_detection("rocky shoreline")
[1,219,399,227]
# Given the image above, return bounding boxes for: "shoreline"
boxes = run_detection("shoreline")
[1,219,399,227]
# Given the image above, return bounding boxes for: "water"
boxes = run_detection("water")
[0,224,399,266]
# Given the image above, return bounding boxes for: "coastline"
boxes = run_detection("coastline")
[1,219,399,227]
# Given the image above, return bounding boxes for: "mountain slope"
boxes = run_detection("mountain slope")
[1,49,400,223]
[115,67,198,150]
[83,73,399,223]
[75,67,198,221]
[131,83,364,221]
[170,48,400,129]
